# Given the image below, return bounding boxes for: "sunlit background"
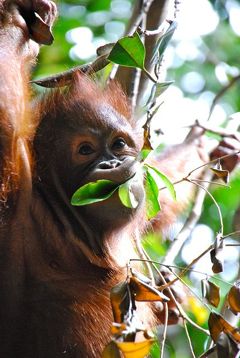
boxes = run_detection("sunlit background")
[34,1,240,356]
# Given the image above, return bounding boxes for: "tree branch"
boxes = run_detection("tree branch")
[115,0,173,102]
[32,55,109,88]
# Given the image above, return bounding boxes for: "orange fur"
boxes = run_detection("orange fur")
[0,34,205,358]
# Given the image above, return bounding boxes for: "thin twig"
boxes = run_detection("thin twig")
[130,259,234,286]
[160,302,168,358]
[32,55,109,88]
[191,178,229,187]
[130,256,210,335]
[183,319,196,358]
[160,175,224,288]
[208,74,240,121]
[186,150,240,178]
[189,178,223,235]
[223,230,240,239]
[138,19,169,36]
[144,69,157,83]
[162,245,212,289]
[193,119,240,141]
[133,231,155,284]
[162,170,213,264]
[199,346,216,358]
[169,268,211,312]
[157,150,240,192]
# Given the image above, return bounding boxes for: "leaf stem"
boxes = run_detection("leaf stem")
[160,302,168,358]
[143,69,157,83]
[183,320,196,358]
[188,178,224,235]
[186,150,240,178]
[130,258,210,335]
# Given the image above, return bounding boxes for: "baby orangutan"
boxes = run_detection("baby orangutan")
[0,1,208,357]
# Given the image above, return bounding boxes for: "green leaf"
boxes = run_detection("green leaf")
[118,177,139,209]
[108,32,145,70]
[152,21,177,62]
[144,164,176,200]
[137,149,151,162]
[145,169,161,220]
[71,179,119,206]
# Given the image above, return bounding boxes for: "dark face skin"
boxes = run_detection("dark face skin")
[50,103,145,233]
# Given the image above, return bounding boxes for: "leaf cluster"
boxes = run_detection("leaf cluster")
[71,151,176,221]
[102,268,169,358]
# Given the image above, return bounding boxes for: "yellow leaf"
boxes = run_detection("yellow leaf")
[111,323,127,336]
[130,276,169,302]
[210,167,229,184]
[110,282,129,323]
[116,339,155,358]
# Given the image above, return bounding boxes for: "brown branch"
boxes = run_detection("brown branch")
[31,55,109,88]
[192,119,240,142]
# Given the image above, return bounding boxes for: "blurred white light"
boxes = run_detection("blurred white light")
[105,21,125,39]
[70,43,96,61]
[69,36,107,61]
[111,0,132,19]
[182,224,214,263]
[175,41,205,62]
[66,27,93,45]
[175,0,219,41]
[227,0,240,36]
[151,88,227,145]
[60,5,86,19]
[180,72,205,94]
[92,37,107,50]
[164,45,184,69]
[198,91,215,104]
[221,242,240,282]
[151,87,197,144]
[215,63,229,86]
[209,104,227,125]
[215,62,240,86]
[86,11,111,27]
